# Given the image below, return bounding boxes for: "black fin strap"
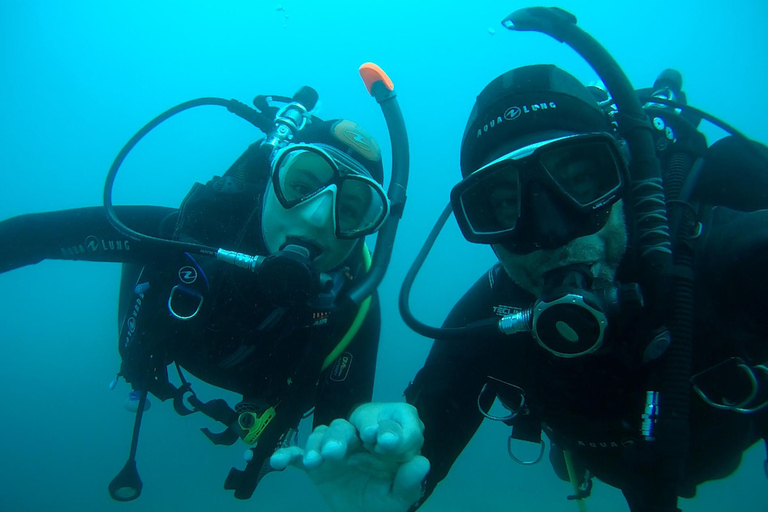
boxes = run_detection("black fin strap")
[168,363,242,444]
[200,426,241,446]
[169,364,198,416]
[185,395,242,446]
[224,413,298,499]
[171,382,197,416]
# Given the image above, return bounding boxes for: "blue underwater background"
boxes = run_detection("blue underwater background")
[2,1,768,511]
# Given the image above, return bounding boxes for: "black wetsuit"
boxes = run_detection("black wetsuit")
[0,148,380,429]
[406,205,768,511]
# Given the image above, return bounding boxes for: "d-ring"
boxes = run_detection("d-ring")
[507,435,545,465]
[476,380,526,422]
[168,285,204,320]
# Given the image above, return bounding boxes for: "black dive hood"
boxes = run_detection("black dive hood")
[103,63,408,311]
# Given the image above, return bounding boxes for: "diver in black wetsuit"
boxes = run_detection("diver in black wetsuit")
[267,10,768,512]
[0,72,410,502]
[399,65,768,512]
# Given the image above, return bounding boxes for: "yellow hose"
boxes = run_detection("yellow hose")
[564,449,588,512]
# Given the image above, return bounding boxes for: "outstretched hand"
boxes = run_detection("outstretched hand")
[270,402,430,512]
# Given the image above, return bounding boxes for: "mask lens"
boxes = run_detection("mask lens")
[276,150,335,204]
[459,164,521,235]
[337,178,388,237]
[273,144,389,239]
[540,141,622,206]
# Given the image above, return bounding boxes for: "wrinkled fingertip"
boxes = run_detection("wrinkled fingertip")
[359,424,379,444]
[269,452,288,471]
[378,431,399,449]
[303,450,323,469]
[320,440,346,459]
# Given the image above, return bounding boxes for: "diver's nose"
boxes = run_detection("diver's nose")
[528,183,575,244]
[298,186,336,230]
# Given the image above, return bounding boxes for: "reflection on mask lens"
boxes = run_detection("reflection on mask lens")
[338,178,386,235]
[277,151,335,203]
[460,166,521,234]
[274,146,389,238]
[541,142,621,206]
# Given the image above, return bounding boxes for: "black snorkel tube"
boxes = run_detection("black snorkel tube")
[344,63,409,307]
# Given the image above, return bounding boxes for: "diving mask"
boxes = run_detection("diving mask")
[271,143,390,239]
[451,133,626,252]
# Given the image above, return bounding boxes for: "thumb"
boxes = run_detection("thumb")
[392,455,430,507]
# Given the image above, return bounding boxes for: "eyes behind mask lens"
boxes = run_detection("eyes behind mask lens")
[337,178,380,232]
[278,151,335,202]
[453,134,625,243]
[540,142,622,205]
[273,145,389,238]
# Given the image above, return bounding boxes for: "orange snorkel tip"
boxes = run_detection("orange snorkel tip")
[359,63,394,96]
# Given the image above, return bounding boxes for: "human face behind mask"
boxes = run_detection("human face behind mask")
[261,143,389,272]
[493,200,628,296]
[453,133,630,296]
[261,183,355,272]
[454,65,633,297]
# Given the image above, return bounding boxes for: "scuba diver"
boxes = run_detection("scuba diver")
[0,64,409,502]
[269,8,768,512]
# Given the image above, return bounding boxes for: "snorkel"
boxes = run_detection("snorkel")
[399,7,690,511]
[104,63,408,501]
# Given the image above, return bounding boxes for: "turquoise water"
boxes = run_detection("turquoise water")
[1,1,767,511]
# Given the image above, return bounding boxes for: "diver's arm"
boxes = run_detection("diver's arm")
[404,273,500,505]
[313,292,381,428]
[0,205,177,273]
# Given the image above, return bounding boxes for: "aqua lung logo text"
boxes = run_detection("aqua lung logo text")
[577,438,635,449]
[60,235,131,258]
[476,102,559,137]
[178,266,198,284]
[330,352,353,382]
[122,293,144,349]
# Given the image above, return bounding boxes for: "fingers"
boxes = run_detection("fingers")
[270,445,306,471]
[349,402,386,443]
[303,419,361,468]
[380,404,424,456]
[392,455,430,506]
[390,404,425,445]
[375,418,404,451]
[350,403,425,459]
